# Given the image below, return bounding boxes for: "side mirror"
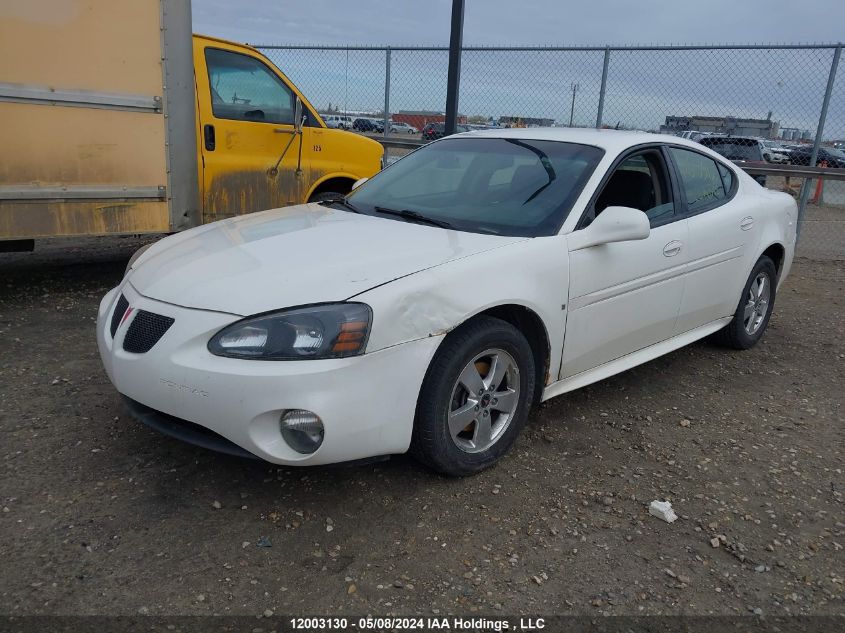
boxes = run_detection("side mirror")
[569,206,650,251]
[294,96,304,133]
[351,177,368,191]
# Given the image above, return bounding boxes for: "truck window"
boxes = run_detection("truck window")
[205,48,295,124]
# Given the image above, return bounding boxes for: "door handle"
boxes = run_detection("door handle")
[663,241,683,257]
[203,124,215,151]
[740,216,754,231]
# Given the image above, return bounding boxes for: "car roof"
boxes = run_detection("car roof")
[446,127,706,154]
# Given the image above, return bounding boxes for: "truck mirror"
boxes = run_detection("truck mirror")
[294,97,304,133]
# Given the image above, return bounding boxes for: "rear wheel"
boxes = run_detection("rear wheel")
[411,316,535,476]
[713,256,777,349]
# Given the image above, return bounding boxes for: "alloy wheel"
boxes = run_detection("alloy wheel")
[447,349,520,453]
[744,271,771,335]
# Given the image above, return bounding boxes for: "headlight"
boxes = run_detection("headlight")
[208,303,372,360]
[124,243,153,277]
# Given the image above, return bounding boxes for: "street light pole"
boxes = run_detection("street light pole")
[569,82,579,127]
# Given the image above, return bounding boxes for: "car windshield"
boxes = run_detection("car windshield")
[701,139,762,161]
[346,137,604,237]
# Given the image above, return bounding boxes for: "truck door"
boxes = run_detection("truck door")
[194,40,310,222]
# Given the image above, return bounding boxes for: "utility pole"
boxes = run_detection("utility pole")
[569,82,580,127]
[444,0,465,135]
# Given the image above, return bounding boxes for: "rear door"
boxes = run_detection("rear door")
[562,147,689,378]
[668,146,758,331]
[194,39,310,223]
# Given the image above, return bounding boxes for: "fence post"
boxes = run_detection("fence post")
[797,44,841,241]
[596,46,610,129]
[383,47,391,140]
[444,0,465,135]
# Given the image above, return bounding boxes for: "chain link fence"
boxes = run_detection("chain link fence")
[259,43,844,259]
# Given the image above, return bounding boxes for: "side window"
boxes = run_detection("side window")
[205,48,295,124]
[591,150,674,226]
[669,148,729,213]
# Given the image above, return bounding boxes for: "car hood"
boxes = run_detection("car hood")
[128,204,524,316]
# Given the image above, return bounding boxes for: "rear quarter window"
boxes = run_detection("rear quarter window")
[669,147,730,213]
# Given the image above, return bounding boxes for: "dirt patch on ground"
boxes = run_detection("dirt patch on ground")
[0,238,843,617]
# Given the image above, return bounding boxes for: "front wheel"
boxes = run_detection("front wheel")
[410,316,535,476]
[714,256,778,349]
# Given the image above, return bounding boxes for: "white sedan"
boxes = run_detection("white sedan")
[390,121,418,134]
[97,129,796,476]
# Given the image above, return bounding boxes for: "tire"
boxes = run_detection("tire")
[713,255,778,350]
[410,316,535,476]
[309,190,348,204]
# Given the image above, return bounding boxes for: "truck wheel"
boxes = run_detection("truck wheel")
[410,316,535,476]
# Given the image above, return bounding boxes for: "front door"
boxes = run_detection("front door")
[195,42,309,223]
[562,148,688,378]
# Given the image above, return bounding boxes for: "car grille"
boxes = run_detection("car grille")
[123,310,175,354]
[109,294,129,338]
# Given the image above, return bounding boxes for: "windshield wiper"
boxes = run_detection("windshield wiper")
[374,206,455,230]
[319,197,362,213]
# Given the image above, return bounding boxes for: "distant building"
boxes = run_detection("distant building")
[660,115,780,139]
[498,115,556,128]
[392,110,467,130]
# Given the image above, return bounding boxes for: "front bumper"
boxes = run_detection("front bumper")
[123,396,258,459]
[97,282,442,465]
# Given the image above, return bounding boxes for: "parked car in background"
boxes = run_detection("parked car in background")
[324,114,353,129]
[353,118,384,133]
[760,140,791,164]
[390,121,418,134]
[788,145,845,168]
[679,130,711,142]
[421,122,471,141]
[421,123,445,140]
[98,129,795,476]
[765,141,796,162]
[353,118,378,132]
[698,136,768,186]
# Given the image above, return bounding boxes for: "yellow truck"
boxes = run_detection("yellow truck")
[0,0,382,251]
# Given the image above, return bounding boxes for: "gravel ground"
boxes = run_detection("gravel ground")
[0,237,843,618]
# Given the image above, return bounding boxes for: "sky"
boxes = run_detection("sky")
[192,1,845,138]
[192,0,845,47]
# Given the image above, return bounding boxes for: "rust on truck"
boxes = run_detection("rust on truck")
[204,168,305,223]
[0,201,168,239]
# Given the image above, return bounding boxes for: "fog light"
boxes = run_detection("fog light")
[279,409,324,454]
